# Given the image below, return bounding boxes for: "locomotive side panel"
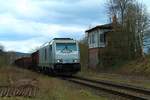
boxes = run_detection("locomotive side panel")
[39,44,54,68]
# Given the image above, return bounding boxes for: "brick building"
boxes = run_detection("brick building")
[86,23,142,69]
[86,15,143,69]
[86,23,113,69]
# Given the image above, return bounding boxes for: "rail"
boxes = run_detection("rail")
[62,76,150,100]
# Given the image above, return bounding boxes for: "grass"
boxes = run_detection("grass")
[79,55,150,89]
[117,55,150,75]
[79,69,150,89]
[79,43,88,69]
[36,76,107,100]
[0,66,108,100]
[0,54,9,67]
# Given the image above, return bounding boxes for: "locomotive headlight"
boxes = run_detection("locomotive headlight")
[56,59,62,63]
[73,59,78,63]
[57,59,60,63]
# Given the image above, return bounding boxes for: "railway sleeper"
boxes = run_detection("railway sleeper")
[0,86,38,97]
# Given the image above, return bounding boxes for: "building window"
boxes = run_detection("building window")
[92,34,95,43]
[100,33,105,44]
[90,34,92,44]
[89,32,96,45]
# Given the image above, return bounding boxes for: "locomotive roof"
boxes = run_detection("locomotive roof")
[38,38,76,50]
[53,38,73,40]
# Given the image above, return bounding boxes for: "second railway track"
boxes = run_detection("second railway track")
[62,76,150,100]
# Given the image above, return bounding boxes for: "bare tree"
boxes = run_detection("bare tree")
[107,0,133,25]
[124,2,150,56]
[106,0,150,58]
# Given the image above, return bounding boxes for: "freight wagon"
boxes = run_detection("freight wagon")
[14,57,32,69]
[31,51,39,70]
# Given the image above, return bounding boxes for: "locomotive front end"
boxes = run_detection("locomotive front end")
[54,41,81,74]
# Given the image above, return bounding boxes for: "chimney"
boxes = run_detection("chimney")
[112,15,117,30]
[112,15,117,24]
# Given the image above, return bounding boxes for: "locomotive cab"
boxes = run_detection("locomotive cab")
[54,41,81,74]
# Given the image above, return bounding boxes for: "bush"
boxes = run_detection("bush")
[79,43,88,69]
[0,52,9,67]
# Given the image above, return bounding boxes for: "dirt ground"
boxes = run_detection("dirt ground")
[0,66,108,100]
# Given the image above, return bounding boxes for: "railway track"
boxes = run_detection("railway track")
[0,78,39,97]
[0,85,38,97]
[63,76,150,100]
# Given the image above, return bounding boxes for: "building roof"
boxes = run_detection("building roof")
[85,23,113,33]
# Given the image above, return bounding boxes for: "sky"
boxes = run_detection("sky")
[0,0,149,53]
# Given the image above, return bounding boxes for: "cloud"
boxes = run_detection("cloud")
[143,0,150,12]
[0,39,42,53]
[0,12,86,52]
[0,0,107,25]
[0,29,84,53]
[0,13,85,36]
[2,0,149,53]
[33,0,107,25]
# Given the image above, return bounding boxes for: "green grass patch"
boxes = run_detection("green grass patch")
[0,67,108,100]
[0,54,9,67]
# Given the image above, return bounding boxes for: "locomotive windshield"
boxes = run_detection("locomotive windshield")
[56,43,77,51]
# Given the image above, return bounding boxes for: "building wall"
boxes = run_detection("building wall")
[88,28,110,68]
[88,47,107,69]
[88,48,99,69]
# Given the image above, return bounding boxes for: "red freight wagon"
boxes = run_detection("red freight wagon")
[15,57,32,69]
[31,50,39,69]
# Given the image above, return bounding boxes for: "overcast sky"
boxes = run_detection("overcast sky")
[0,0,149,53]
